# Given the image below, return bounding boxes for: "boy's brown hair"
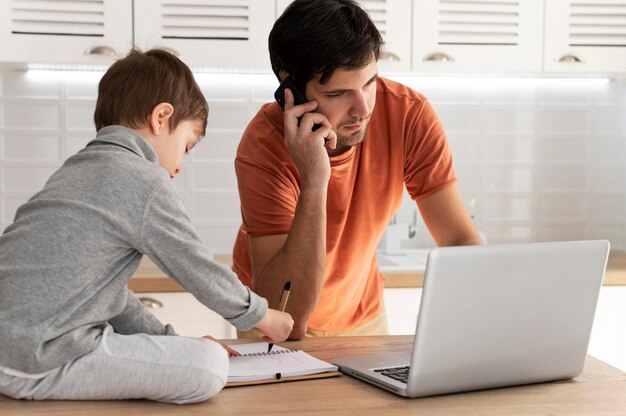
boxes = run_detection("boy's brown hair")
[94,48,208,133]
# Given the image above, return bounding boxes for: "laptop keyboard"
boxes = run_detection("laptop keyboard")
[374,366,410,384]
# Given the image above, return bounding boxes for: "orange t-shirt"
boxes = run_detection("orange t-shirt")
[232,77,456,332]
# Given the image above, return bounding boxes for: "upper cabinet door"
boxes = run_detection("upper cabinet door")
[133,0,275,69]
[412,0,543,73]
[0,0,132,65]
[358,1,412,72]
[544,0,626,73]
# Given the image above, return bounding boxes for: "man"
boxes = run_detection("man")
[232,0,483,339]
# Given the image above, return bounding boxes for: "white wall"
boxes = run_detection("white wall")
[1,69,625,252]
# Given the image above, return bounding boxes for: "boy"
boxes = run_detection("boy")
[0,48,293,404]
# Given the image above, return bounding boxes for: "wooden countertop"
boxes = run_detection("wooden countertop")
[128,251,626,293]
[2,336,625,415]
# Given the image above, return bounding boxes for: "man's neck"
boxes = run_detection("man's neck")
[326,143,353,157]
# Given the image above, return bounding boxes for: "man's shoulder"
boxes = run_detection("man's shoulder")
[239,102,286,155]
[376,77,428,105]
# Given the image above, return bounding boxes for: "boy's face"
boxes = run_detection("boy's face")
[155,119,204,178]
[304,56,378,149]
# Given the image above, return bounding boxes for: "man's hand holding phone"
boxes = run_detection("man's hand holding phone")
[280,85,337,188]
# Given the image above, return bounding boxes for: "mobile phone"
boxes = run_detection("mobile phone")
[274,76,322,132]
[274,76,308,110]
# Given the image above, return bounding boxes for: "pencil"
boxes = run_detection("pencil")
[268,281,292,353]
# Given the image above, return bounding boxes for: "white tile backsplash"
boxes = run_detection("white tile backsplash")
[206,105,255,130]
[436,107,483,132]
[191,163,238,191]
[483,109,535,134]
[1,166,57,192]
[1,196,28,223]
[592,108,626,134]
[193,130,242,161]
[65,102,97,130]
[536,109,590,133]
[482,166,535,192]
[590,166,626,192]
[535,166,589,191]
[3,132,61,161]
[538,195,588,220]
[3,101,61,130]
[483,135,534,162]
[1,70,626,252]
[482,195,536,220]
[3,71,62,98]
[591,137,626,162]
[534,137,589,163]
[191,193,241,221]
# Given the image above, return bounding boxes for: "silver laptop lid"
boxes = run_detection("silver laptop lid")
[407,240,610,397]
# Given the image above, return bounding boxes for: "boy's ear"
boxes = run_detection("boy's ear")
[148,102,174,135]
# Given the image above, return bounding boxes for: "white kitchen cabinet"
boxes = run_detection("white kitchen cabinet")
[133,0,275,69]
[544,0,626,73]
[358,1,412,72]
[0,0,275,69]
[412,0,544,73]
[0,0,132,65]
[137,292,236,339]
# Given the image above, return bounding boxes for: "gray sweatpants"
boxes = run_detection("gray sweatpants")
[0,325,229,404]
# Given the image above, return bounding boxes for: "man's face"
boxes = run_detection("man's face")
[304,57,378,150]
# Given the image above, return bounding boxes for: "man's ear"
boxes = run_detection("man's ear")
[148,102,174,135]
[278,70,290,82]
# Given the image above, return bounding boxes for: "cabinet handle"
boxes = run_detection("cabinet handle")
[84,46,118,57]
[556,54,584,63]
[379,51,401,61]
[139,297,163,308]
[422,52,454,62]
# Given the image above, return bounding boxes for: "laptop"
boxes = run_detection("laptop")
[332,240,610,398]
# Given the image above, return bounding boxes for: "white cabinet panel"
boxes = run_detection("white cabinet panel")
[137,292,236,339]
[359,0,412,72]
[412,0,543,73]
[0,0,132,65]
[133,0,275,69]
[544,0,626,73]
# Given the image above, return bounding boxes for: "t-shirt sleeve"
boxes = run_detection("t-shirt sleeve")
[138,180,268,331]
[235,148,299,236]
[403,97,457,200]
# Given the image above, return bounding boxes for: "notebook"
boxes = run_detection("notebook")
[227,342,339,386]
[332,240,610,398]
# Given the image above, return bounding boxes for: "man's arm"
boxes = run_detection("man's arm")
[248,185,327,339]
[245,89,338,339]
[417,183,484,246]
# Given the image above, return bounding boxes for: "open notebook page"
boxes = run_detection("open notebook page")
[228,342,338,383]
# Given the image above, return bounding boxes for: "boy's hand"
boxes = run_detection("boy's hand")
[255,308,295,343]
[202,335,241,357]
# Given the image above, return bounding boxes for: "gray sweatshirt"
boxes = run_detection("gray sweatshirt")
[0,125,267,374]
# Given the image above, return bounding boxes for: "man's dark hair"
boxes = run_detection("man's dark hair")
[94,48,208,133]
[269,0,383,92]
